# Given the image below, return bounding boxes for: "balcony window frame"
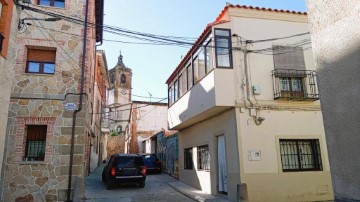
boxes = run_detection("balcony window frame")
[279,139,323,172]
[214,28,233,69]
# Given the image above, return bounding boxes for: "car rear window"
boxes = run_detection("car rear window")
[142,155,156,162]
[115,156,143,167]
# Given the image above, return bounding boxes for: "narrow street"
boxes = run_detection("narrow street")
[85,165,195,202]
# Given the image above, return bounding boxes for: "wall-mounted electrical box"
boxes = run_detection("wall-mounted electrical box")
[248,150,262,161]
[253,85,261,95]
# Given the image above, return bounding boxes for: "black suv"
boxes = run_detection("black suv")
[102,154,146,189]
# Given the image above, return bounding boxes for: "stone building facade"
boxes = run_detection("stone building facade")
[1,0,104,201]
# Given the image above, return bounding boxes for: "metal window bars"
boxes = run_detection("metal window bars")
[24,125,47,161]
[272,69,319,100]
[279,139,323,172]
[197,145,210,170]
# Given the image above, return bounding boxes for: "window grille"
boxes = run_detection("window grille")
[272,69,319,100]
[25,125,47,161]
[184,148,193,169]
[197,145,210,170]
[280,139,322,172]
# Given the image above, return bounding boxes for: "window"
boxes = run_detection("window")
[215,29,232,68]
[168,85,174,106]
[184,148,193,169]
[0,0,13,56]
[174,79,178,101]
[120,74,126,83]
[280,139,322,172]
[25,125,47,161]
[197,145,210,170]
[110,73,115,84]
[193,47,206,83]
[205,40,213,72]
[38,0,65,8]
[26,48,56,74]
[279,77,304,98]
[179,69,187,97]
[186,62,193,90]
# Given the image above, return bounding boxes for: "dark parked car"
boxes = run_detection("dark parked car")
[141,154,161,174]
[102,154,146,189]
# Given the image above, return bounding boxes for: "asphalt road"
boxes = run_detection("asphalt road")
[85,165,195,202]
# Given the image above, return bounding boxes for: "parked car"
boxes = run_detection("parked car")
[102,154,146,189]
[141,154,161,174]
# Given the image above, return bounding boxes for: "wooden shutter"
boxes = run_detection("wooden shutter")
[27,48,56,63]
[27,125,47,141]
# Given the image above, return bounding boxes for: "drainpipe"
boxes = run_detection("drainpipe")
[67,0,89,201]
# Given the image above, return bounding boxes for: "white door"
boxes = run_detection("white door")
[218,135,228,192]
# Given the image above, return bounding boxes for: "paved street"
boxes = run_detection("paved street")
[85,165,195,202]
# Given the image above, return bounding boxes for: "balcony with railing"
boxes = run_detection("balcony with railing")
[272,69,319,101]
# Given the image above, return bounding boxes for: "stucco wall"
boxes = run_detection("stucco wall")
[237,109,333,201]
[179,109,240,201]
[306,1,360,200]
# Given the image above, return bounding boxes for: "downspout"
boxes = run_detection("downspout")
[67,0,89,201]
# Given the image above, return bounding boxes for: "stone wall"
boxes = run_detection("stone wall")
[107,135,125,156]
[1,0,98,201]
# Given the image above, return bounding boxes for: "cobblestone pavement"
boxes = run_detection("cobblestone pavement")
[85,165,195,202]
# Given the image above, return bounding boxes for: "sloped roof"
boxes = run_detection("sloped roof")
[165,4,307,84]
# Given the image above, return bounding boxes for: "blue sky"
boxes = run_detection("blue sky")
[99,0,307,102]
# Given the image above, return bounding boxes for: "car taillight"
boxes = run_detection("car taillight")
[155,160,160,165]
[141,166,146,176]
[111,167,116,176]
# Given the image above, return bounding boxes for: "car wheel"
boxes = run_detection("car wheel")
[138,181,145,188]
[106,182,113,190]
[102,172,106,182]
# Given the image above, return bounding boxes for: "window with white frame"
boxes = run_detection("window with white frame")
[279,139,322,172]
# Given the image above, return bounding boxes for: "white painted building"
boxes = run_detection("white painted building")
[166,4,333,201]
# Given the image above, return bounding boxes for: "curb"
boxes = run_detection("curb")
[168,182,207,202]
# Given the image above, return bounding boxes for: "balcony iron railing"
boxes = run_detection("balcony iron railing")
[272,69,319,101]
[0,33,4,52]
